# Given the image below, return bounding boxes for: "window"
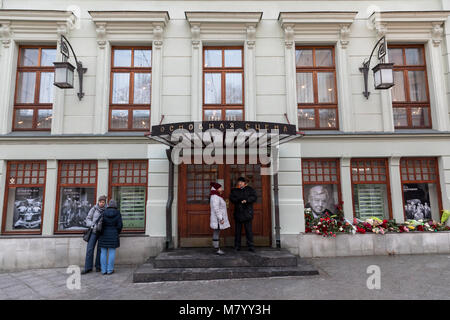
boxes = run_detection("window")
[55,160,97,233]
[14,46,56,130]
[400,158,442,221]
[389,45,431,129]
[109,160,147,231]
[203,47,244,121]
[351,159,391,220]
[110,47,152,131]
[187,164,219,204]
[302,159,341,218]
[296,46,338,130]
[2,161,46,234]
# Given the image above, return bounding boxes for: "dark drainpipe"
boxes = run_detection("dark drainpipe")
[165,148,174,250]
[273,172,281,249]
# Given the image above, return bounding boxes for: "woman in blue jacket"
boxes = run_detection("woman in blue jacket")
[98,199,123,275]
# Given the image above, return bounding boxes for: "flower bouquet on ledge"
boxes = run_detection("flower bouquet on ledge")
[304,204,450,236]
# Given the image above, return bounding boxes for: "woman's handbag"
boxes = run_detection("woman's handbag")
[82,227,92,242]
[82,212,103,242]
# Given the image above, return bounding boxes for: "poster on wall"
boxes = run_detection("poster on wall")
[304,184,338,218]
[58,187,95,231]
[12,187,43,230]
[403,183,432,220]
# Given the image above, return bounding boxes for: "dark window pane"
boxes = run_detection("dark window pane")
[133,73,151,104]
[388,48,403,65]
[315,49,333,67]
[317,72,335,103]
[392,71,406,102]
[113,49,132,67]
[204,73,221,104]
[204,50,222,67]
[405,48,424,65]
[408,71,427,102]
[132,109,150,129]
[204,109,222,121]
[225,73,242,104]
[16,72,36,103]
[40,49,56,66]
[20,49,39,66]
[36,109,52,129]
[111,110,129,129]
[296,73,314,103]
[224,50,242,67]
[295,49,313,67]
[15,109,34,129]
[134,50,151,67]
[112,73,130,104]
[225,109,243,121]
[39,72,54,103]
[411,107,430,127]
[298,108,315,128]
[319,109,337,128]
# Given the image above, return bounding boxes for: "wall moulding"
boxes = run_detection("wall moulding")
[0,9,76,44]
[278,11,357,44]
[185,11,262,42]
[89,11,170,45]
[369,11,450,43]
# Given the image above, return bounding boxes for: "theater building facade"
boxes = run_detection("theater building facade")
[1,0,450,270]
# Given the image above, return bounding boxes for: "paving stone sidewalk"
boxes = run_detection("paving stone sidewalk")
[0,254,449,300]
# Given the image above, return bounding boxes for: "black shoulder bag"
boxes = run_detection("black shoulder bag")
[83,212,103,242]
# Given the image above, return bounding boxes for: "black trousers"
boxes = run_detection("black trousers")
[234,219,254,248]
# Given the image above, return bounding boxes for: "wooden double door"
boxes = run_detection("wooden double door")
[178,163,272,247]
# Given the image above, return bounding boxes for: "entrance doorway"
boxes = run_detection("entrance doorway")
[178,163,272,247]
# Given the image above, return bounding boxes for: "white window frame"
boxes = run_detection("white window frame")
[0,10,76,135]
[369,10,450,132]
[90,11,169,133]
[278,11,357,132]
[185,11,262,121]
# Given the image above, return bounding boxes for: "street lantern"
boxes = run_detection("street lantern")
[372,62,394,90]
[53,61,75,89]
[359,36,394,99]
[53,35,87,100]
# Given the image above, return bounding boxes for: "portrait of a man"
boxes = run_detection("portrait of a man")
[304,185,337,218]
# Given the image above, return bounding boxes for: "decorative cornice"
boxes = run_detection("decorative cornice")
[0,21,11,48]
[185,11,262,43]
[89,11,169,46]
[191,23,201,48]
[278,12,357,43]
[185,12,262,25]
[369,11,450,45]
[0,10,76,44]
[339,24,351,48]
[283,24,294,49]
[246,25,256,49]
[431,22,444,47]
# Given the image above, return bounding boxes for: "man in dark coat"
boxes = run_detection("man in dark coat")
[229,177,257,252]
[98,200,123,275]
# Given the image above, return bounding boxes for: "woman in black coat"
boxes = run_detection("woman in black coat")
[98,199,123,275]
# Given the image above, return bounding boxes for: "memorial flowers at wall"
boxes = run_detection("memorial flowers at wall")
[305,203,450,237]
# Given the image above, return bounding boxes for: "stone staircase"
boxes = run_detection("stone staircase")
[133,247,319,282]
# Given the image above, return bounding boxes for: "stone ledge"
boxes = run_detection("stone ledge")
[0,236,164,272]
[298,232,450,258]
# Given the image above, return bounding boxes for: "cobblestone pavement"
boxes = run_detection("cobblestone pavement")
[0,254,449,300]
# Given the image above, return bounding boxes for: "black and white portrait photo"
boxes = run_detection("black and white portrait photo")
[403,184,432,220]
[58,187,95,231]
[12,187,43,230]
[304,184,339,218]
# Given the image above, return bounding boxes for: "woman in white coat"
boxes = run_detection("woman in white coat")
[210,182,231,255]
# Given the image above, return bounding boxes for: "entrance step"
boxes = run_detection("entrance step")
[153,248,298,268]
[133,248,319,283]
